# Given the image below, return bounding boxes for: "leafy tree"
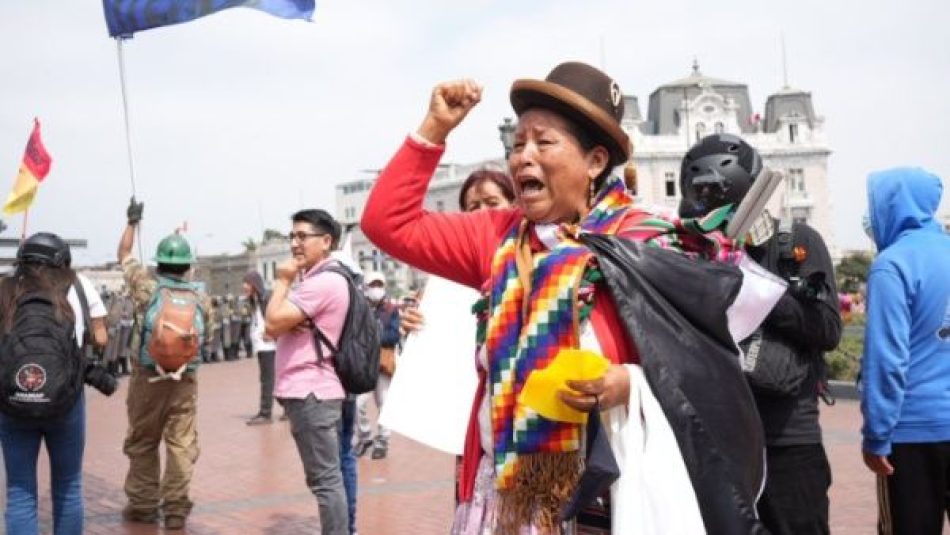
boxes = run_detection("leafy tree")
[836,251,873,293]
[262,228,284,243]
[242,238,258,252]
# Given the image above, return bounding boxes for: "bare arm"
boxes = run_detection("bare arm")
[91,317,107,348]
[117,224,135,263]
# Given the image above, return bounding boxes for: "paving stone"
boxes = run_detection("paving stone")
[0,358,946,533]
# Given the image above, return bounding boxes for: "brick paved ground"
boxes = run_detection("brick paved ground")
[1,357,947,533]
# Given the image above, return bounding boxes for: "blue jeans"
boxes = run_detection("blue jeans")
[0,392,85,535]
[338,398,358,533]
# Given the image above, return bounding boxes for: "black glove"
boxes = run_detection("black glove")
[126,197,144,225]
[787,272,828,302]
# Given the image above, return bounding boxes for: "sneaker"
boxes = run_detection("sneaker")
[371,444,388,460]
[165,515,186,530]
[246,414,272,426]
[121,505,158,524]
[354,440,374,458]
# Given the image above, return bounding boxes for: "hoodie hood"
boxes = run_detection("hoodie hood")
[867,167,944,250]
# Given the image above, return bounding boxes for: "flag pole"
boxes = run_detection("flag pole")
[115,36,145,263]
[21,209,28,241]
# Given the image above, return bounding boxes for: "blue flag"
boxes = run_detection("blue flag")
[102,0,315,37]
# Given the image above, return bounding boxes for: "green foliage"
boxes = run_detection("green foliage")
[836,252,873,292]
[826,335,862,381]
[262,229,284,242]
[826,314,865,381]
[242,238,258,252]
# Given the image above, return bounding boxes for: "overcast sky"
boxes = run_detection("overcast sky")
[1,0,947,266]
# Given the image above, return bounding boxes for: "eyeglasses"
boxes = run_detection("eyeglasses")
[287,231,327,242]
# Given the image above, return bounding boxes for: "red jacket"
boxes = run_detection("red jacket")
[361,137,653,499]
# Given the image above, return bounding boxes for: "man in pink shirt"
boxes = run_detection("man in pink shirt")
[265,209,350,535]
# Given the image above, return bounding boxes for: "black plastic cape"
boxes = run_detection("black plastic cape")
[580,234,767,534]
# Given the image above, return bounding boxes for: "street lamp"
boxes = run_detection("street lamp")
[498,117,516,160]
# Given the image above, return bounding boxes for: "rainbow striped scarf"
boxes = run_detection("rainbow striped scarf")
[485,176,633,493]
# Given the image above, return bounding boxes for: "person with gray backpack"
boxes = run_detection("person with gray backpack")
[0,232,112,535]
[117,198,211,531]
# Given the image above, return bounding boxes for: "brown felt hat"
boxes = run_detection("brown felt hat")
[510,62,631,164]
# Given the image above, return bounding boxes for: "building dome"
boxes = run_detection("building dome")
[763,85,816,133]
[645,60,755,135]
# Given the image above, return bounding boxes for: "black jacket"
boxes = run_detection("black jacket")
[745,221,842,446]
[583,234,768,534]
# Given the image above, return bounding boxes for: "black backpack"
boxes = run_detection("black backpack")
[310,262,380,394]
[0,286,87,421]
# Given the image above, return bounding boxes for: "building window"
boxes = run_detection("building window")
[787,168,806,193]
[695,122,706,143]
[790,207,810,225]
[664,172,676,197]
[789,123,798,143]
[714,121,724,134]
[436,200,444,212]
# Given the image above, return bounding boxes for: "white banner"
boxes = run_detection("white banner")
[379,276,480,455]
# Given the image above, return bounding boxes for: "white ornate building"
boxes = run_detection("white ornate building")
[625,61,835,256]
[340,62,838,293]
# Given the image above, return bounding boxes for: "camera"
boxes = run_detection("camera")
[788,272,828,302]
[84,360,118,396]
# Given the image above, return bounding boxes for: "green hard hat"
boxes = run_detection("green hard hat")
[154,234,194,265]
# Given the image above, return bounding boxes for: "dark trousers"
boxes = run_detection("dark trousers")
[338,398,357,533]
[242,326,253,358]
[877,441,950,535]
[256,351,276,418]
[757,443,831,535]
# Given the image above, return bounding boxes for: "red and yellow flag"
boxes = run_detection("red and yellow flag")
[4,119,52,215]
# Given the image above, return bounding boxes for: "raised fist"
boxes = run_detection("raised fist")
[417,79,483,145]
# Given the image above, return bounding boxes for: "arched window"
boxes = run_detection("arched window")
[695,122,706,143]
[789,123,799,143]
[714,121,724,134]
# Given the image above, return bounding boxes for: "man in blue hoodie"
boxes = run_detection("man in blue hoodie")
[860,167,950,535]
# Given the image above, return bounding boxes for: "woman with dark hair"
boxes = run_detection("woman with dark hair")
[244,270,277,425]
[0,232,109,535]
[458,169,516,213]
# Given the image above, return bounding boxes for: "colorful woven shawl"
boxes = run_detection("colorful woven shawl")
[485,175,633,493]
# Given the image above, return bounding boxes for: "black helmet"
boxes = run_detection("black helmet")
[17,232,71,268]
[678,133,763,218]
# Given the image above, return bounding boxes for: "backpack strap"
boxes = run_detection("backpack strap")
[72,278,93,348]
[307,261,351,363]
[774,217,799,280]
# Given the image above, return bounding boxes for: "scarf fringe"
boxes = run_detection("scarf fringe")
[497,452,582,534]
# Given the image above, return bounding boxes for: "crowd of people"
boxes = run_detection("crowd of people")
[0,59,946,535]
